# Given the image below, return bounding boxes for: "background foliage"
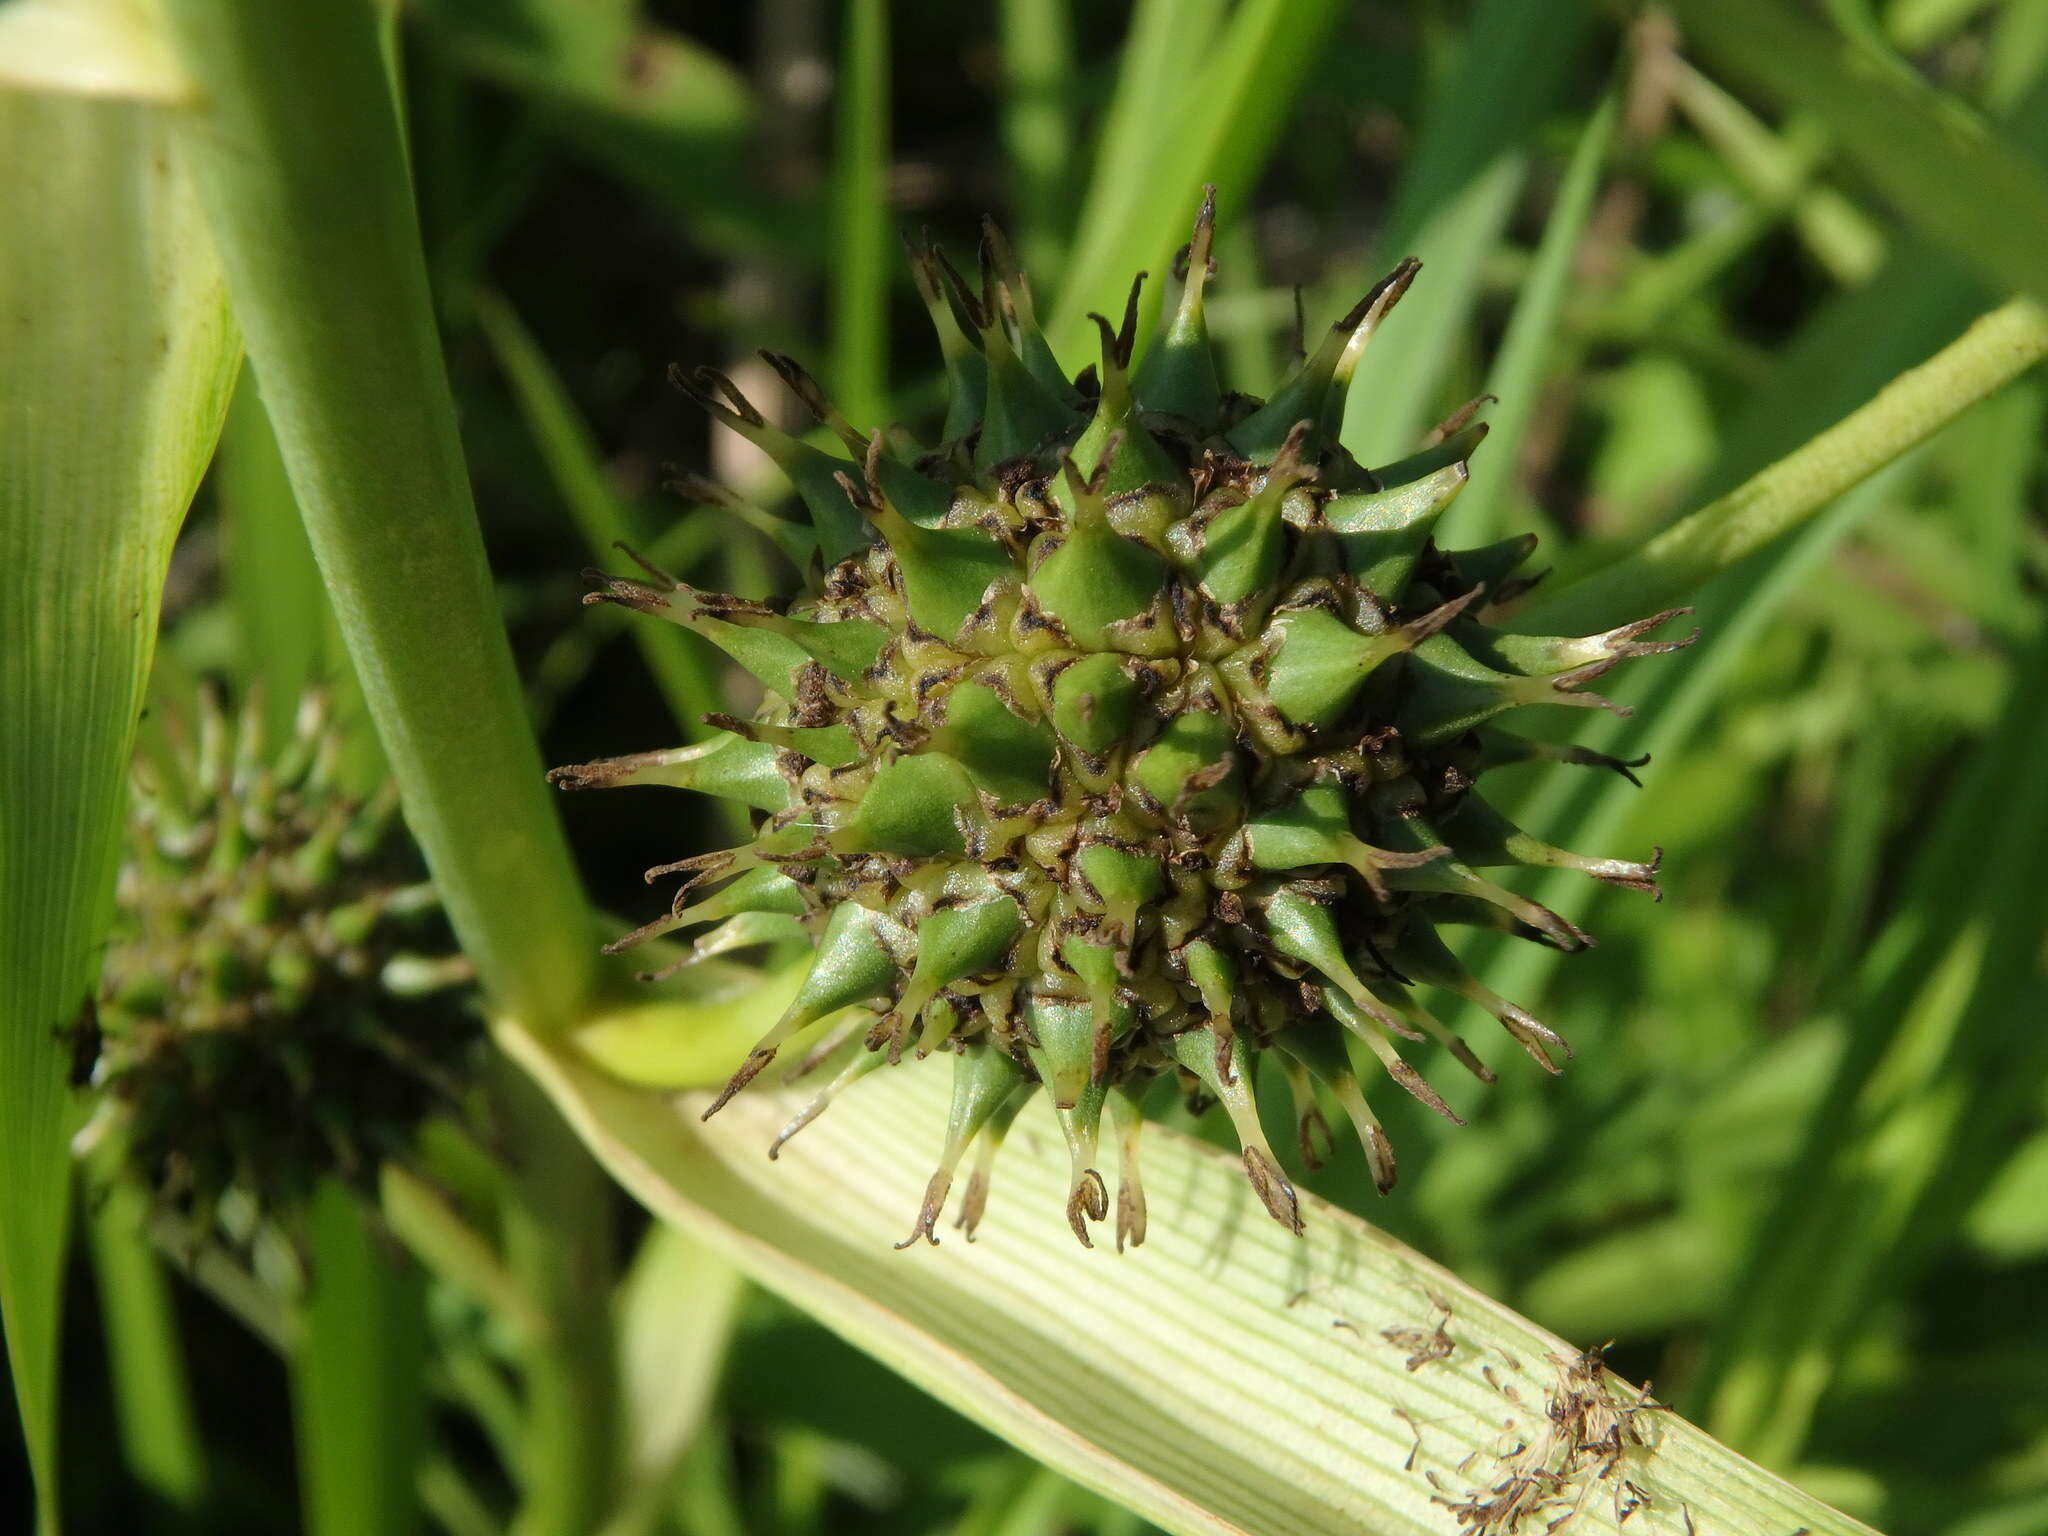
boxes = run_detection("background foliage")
[3,1,2046,1533]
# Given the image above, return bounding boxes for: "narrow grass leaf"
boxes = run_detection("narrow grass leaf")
[1666,59,1885,286]
[1048,0,1345,362]
[85,1170,207,1511]
[294,1182,430,1536]
[412,0,771,259]
[1438,92,1620,547]
[999,0,1075,275]
[1056,0,1223,335]
[502,1018,1873,1536]
[158,14,624,1528]
[0,89,238,1534]
[829,0,891,430]
[1464,243,1995,1031]
[1691,616,2048,1464]
[1666,0,2048,306]
[1340,0,1593,465]
[218,365,347,746]
[599,1225,747,1536]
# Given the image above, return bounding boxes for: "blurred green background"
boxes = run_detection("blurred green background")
[7,0,2048,1532]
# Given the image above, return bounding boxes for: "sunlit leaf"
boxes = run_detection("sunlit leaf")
[504,1019,1873,1536]
[0,0,188,101]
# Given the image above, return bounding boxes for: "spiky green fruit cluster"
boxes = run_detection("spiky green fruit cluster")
[82,688,475,1237]
[554,197,1690,1249]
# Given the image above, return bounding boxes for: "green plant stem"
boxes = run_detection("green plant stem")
[158,4,617,1530]
[828,0,890,430]
[158,0,593,1032]
[1517,295,2048,633]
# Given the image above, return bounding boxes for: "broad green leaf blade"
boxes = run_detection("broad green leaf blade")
[0,89,238,1534]
[502,1020,1873,1536]
[294,1182,429,1536]
[1667,0,2048,306]
[1517,295,2048,635]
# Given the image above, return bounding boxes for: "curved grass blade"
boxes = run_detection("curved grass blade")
[85,1168,207,1513]
[502,1017,1874,1536]
[598,1224,746,1536]
[472,291,733,767]
[1468,244,2000,1022]
[158,6,617,1530]
[1687,599,2048,1467]
[160,0,594,1031]
[217,364,356,749]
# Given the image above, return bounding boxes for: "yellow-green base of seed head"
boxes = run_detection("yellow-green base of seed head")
[554,193,1691,1250]
[84,686,476,1242]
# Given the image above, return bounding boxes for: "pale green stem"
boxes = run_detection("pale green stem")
[828,0,890,430]
[1517,296,2048,634]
